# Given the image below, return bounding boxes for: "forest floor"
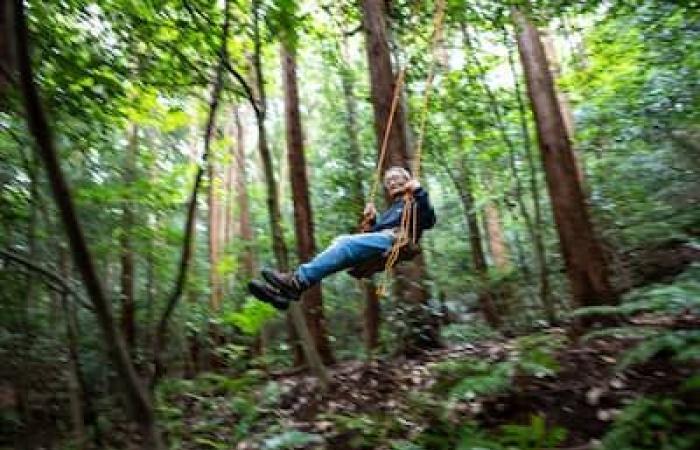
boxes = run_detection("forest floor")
[151,309,699,450]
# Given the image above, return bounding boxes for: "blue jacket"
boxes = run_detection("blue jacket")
[370,187,436,240]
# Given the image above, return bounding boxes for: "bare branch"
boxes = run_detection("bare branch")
[0,249,94,311]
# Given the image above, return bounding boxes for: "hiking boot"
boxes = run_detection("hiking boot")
[247,279,290,311]
[261,268,307,300]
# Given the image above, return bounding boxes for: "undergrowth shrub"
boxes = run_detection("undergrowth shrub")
[578,264,700,370]
[602,396,700,450]
[433,332,567,401]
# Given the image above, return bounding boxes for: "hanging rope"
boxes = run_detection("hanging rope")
[373,0,447,297]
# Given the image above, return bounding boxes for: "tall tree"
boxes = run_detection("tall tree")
[281,44,334,365]
[361,0,440,351]
[512,7,616,309]
[13,2,163,447]
[120,123,137,352]
[337,37,381,352]
[251,0,289,272]
[484,201,510,270]
[0,1,15,93]
[504,26,554,321]
[232,106,256,280]
[208,128,224,311]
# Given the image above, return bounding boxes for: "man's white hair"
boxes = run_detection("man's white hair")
[383,166,411,184]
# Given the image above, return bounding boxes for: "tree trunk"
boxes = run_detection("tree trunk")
[338,36,381,353]
[512,7,616,309]
[541,29,584,183]
[208,130,223,311]
[361,0,440,352]
[153,0,230,386]
[233,106,256,279]
[0,1,15,93]
[62,290,87,450]
[120,123,137,352]
[252,0,288,272]
[459,174,501,328]
[484,201,510,270]
[281,45,335,365]
[505,27,554,322]
[13,3,163,447]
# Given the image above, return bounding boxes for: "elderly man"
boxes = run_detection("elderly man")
[248,166,436,310]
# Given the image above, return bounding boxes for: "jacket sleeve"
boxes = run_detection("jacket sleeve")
[414,187,436,230]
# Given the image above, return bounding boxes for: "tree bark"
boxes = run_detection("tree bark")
[541,29,584,183]
[0,1,15,93]
[120,123,137,352]
[512,7,616,309]
[233,106,256,279]
[281,44,335,365]
[13,3,163,448]
[505,27,554,322]
[458,172,501,328]
[361,0,440,352]
[484,201,510,270]
[208,129,223,311]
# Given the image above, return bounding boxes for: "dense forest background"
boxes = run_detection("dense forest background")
[1,0,698,449]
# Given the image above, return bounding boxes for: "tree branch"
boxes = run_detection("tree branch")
[0,248,93,311]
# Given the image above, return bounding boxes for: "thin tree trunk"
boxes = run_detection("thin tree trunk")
[153,0,230,386]
[120,123,137,352]
[281,44,335,365]
[337,37,381,352]
[252,0,288,272]
[512,7,616,310]
[62,290,87,450]
[233,106,255,279]
[462,22,543,295]
[505,27,554,322]
[458,171,501,328]
[485,201,510,270]
[0,1,15,92]
[13,3,163,447]
[361,0,440,352]
[208,130,223,311]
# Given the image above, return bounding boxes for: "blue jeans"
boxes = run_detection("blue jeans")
[295,232,395,285]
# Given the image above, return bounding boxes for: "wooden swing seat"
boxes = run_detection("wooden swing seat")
[347,241,421,279]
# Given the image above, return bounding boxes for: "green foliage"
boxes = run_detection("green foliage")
[579,266,700,370]
[321,412,405,449]
[262,430,323,450]
[602,396,700,450]
[617,330,700,370]
[221,298,277,335]
[440,321,501,344]
[576,264,700,319]
[499,414,567,450]
[434,333,566,400]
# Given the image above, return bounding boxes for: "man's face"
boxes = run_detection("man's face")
[384,171,409,197]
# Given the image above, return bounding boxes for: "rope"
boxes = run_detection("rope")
[375,0,446,297]
[368,68,406,206]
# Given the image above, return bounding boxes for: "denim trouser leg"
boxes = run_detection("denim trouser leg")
[295,232,394,285]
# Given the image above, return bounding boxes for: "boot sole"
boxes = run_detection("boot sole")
[247,280,290,311]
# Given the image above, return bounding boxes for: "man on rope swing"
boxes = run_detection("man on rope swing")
[248,166,437,310]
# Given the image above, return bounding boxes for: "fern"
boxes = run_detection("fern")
[575,263,700,319]
[618,329,700,369]
[449,361,514,400]
[602,396,700,450]
[499,414,567,450]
